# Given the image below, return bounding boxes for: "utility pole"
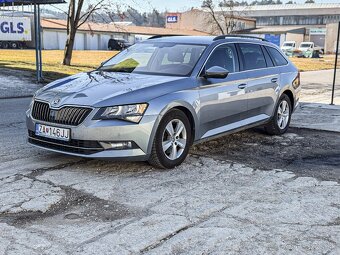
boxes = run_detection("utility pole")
[331,21,340,105]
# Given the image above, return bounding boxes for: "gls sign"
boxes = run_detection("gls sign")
[166,15,178,23]
[0,17,31,41]
[1,21,24,34]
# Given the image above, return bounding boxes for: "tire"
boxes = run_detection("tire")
[148,109,191,169]
[10,42,18,49]
[264,94,292,135]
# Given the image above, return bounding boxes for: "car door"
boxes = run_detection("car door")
[198,43,248,139]
[237,43,280,122]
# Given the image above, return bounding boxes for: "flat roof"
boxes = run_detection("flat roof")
[215,3,340,17]
[244,26,306,34]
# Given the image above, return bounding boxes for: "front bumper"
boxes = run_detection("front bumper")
[26,109,159,160]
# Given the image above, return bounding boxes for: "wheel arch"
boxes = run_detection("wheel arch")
[146,101,198,155]
[172,106,196,144]
[281,89,294,108]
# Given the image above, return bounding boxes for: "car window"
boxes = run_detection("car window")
[266,46,288,66]
[238,43,267,71]
[261,46,274,67]
[205,44,238,73]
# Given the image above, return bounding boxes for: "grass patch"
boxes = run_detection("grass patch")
[290,55,336,72]
[0,49,336,82]
[0,50,118,81]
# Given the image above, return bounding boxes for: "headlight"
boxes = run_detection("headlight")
[94,103,148,123]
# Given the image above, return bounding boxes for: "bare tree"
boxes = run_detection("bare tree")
[202,0,244,35]
[63,0,105,66]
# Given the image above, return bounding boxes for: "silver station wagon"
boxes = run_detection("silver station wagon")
[27,35,301,168]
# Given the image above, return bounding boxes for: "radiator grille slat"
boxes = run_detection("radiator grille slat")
[32,101,92,126]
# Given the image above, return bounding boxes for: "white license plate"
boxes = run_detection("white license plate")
[35,124,70,141]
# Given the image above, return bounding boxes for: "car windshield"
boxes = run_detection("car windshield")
[99,42,207,76]
[300,43,312,48]
[283,43,294,47]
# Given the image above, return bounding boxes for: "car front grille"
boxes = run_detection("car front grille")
[28,130,103,155]
[32,101,92,126]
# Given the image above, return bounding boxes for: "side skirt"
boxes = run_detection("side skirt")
[194,115,270,145]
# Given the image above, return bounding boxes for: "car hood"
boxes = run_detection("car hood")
[34,71,190,108]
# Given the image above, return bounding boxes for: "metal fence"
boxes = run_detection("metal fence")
[331,21,340,105]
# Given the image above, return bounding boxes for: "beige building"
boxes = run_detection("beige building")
[325,23,339,54]
[165,9,256,35]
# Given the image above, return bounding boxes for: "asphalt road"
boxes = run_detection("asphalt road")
[0,97,339,254]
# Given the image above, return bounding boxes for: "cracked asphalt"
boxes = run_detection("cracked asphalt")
[0,97,339,255]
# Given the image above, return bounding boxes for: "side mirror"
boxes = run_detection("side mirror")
[203,66,229,79]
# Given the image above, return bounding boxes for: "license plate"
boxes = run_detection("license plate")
[35,124,70,141]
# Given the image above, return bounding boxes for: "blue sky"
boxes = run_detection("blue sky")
[45,0,340,14]
[137,0,340,11]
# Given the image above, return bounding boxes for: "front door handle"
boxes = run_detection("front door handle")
[238,83,247,89]
[271,78,278,83]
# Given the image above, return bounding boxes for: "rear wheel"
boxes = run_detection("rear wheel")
[264,94,292,135]
[2,42,9,49]
[10,42,18,49]
[148,109,191,169]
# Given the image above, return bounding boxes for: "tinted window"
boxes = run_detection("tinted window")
[238,43,267,70]
[261,46,274,67]
[205,44,238,73]
[266,47,288,66]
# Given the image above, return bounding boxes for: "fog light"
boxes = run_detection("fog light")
[100,141,133,150]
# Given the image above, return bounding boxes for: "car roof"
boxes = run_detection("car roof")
[147,36,215,44]
[146,35,276,47]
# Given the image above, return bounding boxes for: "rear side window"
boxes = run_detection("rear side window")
[238,43,267,71]
[266,47,288,66]
[261,46,274,67]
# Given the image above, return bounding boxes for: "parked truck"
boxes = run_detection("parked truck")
[0,16,32,49]
[293,42,324,58]
[281,41,297,57]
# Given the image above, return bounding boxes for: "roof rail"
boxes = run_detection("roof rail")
[213,35,268,42]
[148,34,184,40]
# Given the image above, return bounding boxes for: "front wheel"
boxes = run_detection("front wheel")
[264,94,292,135]
[148,109,191,169]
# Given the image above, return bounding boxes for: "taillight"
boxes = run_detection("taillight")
[293,72,300,89]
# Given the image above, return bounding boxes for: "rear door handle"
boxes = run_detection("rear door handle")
[271,78,278,83]
[238,83,247,89]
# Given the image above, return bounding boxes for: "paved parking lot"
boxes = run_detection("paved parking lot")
[0,97,339,254]
[300,69,340,105]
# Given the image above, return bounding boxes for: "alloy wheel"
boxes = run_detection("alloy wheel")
[277,100,290,129]
[162,119,187,160]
